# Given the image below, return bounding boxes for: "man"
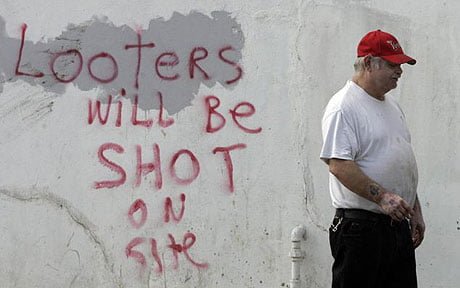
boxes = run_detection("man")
[320,30,425,288]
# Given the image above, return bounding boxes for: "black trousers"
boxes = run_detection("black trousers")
[329,209,417,288]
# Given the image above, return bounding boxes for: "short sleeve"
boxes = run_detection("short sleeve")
[320,109,358,163]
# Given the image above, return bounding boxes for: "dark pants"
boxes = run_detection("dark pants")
[329,208,417,288]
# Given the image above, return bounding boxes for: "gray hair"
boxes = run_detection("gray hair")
[354,56,384,72]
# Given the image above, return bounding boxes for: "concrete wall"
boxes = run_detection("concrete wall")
[0,1,458,287]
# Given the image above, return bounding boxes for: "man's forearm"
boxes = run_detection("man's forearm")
[328,158,414,220]
[328,158,386,204]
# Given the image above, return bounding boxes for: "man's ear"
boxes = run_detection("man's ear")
[364,55,372,71]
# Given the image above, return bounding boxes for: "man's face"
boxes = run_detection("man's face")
[370,59,403,94]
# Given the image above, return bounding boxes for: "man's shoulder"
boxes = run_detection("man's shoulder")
[324,82,357,115]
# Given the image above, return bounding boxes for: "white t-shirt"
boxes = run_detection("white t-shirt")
[320,80,418,213]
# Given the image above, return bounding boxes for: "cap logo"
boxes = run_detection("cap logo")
[358,30,416,64]
[386,40,401,51]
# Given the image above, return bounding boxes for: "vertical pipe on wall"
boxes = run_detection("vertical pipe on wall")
[289,225,307,288]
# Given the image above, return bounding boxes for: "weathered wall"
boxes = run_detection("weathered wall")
[0,1,458,287]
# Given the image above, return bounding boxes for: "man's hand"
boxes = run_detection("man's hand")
[410,216,425,248]
[410,197,425,249]
[377,192,414,221]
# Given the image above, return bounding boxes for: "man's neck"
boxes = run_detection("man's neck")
[352,75,385,101]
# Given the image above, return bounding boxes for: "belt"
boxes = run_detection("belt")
[335,208,397,225]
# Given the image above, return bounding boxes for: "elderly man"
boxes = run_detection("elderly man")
[320,30,425,288]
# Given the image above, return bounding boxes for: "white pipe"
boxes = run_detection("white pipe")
[289,225,307,288]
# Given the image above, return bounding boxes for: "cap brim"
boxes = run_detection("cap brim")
[382,54,416,65]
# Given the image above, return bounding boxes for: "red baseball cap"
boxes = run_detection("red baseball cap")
[357,29,416,65]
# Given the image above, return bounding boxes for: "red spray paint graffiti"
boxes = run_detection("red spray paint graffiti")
[164,193,186,223]
[169,150,200,186]
[87,90,174,128]
[94,143,126,189]
[82,68,258,275]
[126,196,208,273]
[213,143,247,193]
[218,46,243,85]
[8,19,253,278]
[125,233,208,273]
[128,199,148,229]
[15,24,44,78]
[135,144,162,189]
[89,93,260,274]
[155,52,180,81]
[15,23,243,87]
[93,141,246,193]
[204,95,262,134]
[87,52,119,83]
[124,30,155,89]
[50,49,83,83]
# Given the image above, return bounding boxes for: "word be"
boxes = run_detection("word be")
[204,95,262,134]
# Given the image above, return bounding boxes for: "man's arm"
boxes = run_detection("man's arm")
[328,158,414,221]
[410,195,425,248]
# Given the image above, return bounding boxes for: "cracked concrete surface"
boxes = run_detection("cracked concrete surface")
[1,0,457,287]
[0,187,123,288]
